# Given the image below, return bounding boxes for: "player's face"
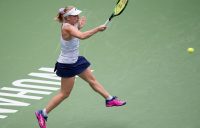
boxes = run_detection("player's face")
[68,15,79,24]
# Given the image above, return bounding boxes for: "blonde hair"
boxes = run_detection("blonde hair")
[54,6,74,23]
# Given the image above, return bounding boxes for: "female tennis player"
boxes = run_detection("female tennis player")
[35,6,126,128]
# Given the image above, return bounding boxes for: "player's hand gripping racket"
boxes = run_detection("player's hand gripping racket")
[104,0,129,26]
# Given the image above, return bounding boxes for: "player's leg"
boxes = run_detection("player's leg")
[78,67,126,107]
[45,77,75,113]
[78,67,110,99]
[35,77,75,128]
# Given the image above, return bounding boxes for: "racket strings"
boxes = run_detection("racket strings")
[114,0,128,15]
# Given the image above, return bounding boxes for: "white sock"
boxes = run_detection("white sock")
[106,95,113,100]
[42,109,48,117]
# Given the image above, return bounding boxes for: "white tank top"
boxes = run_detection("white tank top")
[57,36,80,64]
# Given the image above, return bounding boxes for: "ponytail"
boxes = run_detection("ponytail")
[54,8,66,23]
[54,6,74,23]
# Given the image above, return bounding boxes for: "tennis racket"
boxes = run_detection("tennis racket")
[104,0,129,26]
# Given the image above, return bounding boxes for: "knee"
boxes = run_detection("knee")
[60,91,71,99]
[88,79,97,86]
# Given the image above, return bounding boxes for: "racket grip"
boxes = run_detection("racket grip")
[104,19,110,26]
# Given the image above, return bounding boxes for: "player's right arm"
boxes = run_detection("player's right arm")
[62,23,107,40]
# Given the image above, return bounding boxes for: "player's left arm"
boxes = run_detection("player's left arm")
[78,16,86,30]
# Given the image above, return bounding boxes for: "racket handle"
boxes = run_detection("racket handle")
[104,19,110,26]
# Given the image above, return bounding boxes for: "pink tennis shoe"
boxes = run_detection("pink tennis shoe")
[106,96,126,107]
[35,110,48,128]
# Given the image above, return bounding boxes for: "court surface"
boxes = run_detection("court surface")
[0,0,200,128]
